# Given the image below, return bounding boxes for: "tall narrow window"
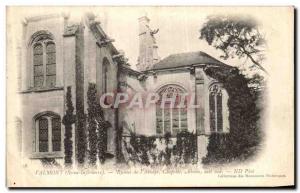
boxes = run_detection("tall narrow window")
[156,85,187,135]
[35,113,61,153]
[33,43,44,88]
[46,42,56,87]
[216,94,223,132]
[209,92,216,132]
[38,118,48,152]
[156,107,163,134]
[52,117,61,151]
[209,84,223,132]
[102,58,110,105]
[31,31,56,89]
[103,64,108,94]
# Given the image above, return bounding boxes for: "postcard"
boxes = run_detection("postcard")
[6,6,294,187]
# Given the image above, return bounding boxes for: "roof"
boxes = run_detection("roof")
[150,51,232,70]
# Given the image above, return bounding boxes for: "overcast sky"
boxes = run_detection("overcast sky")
[10,6,261,71]
[101,7,229,70]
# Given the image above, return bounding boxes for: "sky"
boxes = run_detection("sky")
[101,7,229,70]
[9,6,265,72]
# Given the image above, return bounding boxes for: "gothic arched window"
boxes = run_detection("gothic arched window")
[209,84,223,132]
[102,58,110,105]
[156,85,188,135]
[34,112,61,153]
[31,31,56,88]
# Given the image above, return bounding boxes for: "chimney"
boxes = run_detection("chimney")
[136,16,160,71]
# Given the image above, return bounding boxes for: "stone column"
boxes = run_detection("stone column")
[195,67,208,163]
[195,67,205,134]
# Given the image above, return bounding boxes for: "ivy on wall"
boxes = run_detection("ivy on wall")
[202,66,262,165]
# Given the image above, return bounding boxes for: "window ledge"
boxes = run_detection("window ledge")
[19,87,64,94]
[30,152,64,159]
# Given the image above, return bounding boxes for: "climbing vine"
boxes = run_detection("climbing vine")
[202,66,263,165]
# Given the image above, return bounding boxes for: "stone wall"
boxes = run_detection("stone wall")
[21,15,65,91]
[20,89,65,159]
[120,67,230,161]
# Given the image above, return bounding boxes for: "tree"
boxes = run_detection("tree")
[200,15,267,74]
[87,83,110,165]
[202,66,262,165]
[96,102,109,164]
[62,86,76,167]
[76,98,86,165]
[87,83,98,166]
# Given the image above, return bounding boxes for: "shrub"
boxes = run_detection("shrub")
[62,86,76,167]
[87,84,98,166]
[87,83,110,165]
[76,109,86,165]
[174,131,198,164]
[123,131,198,165]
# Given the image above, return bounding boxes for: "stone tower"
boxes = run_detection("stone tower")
[136,16,160,71]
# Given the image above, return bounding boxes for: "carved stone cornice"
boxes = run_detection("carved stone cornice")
[89,21,118,55]
[97,38,115,47]
[147,71,157,78]
[137,74,148,81]
[63,25,79,37]
[188,66,195,75]
[195,68,204,84]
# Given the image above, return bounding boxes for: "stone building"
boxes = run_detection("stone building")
[120,16,230,160]
[17,13,232,165]
[18,13,123,164]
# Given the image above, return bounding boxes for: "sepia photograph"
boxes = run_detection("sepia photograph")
[5,6,294,187]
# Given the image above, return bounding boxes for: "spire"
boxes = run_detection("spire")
[136,16,160,71]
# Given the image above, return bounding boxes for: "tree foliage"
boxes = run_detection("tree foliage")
[87,83,98,166]
[122,131,198,165]
[200,15,267,74]
[62,86,76,167]
[76,99,86,165]
[87,83,110,165]
[94,88,110,165]
[174,131,198,164]
[202,66,262,165]
[97,117,109,164]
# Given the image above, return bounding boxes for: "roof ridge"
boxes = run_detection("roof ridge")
[167,50,202,56]
[150,50,232,70]
[161,51,212,59]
